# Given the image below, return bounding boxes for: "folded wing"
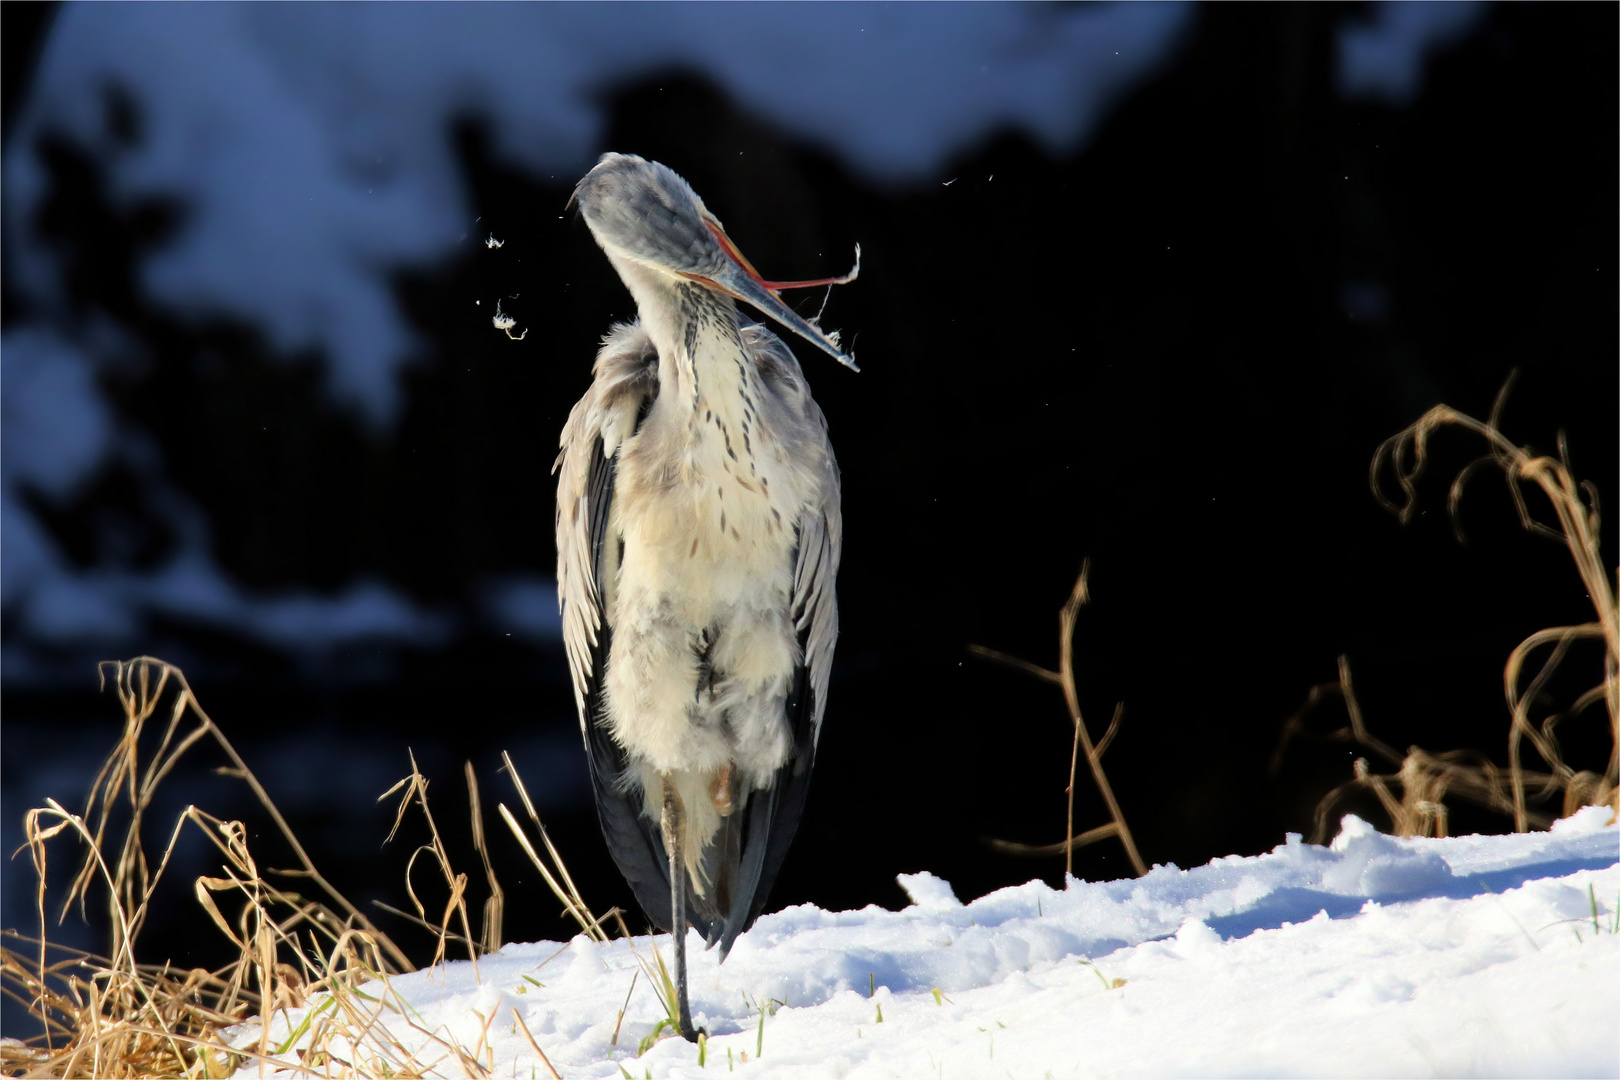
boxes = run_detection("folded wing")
[555,323,698,936]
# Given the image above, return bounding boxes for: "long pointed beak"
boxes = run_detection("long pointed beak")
[685,220,861,371]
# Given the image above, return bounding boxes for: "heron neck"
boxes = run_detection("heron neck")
[612,257,752,429]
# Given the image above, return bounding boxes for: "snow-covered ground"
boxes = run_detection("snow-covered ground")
[233,808,1619,1078]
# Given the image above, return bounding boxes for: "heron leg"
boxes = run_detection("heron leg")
[661,777,698,1042]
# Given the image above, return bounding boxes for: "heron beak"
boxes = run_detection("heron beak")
[685,219,861,372]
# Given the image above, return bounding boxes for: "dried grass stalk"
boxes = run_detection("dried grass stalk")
[970,560,1148,879]
[379,752,482,979]
[1275,377,1617,841]
[1272,655,1562,842]
[1371,373,1618,828]
[0,657,573,1079]
[464,762,505,957]
[495,751,685,1034]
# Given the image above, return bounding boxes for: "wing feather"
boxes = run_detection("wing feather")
[557,323,708,935]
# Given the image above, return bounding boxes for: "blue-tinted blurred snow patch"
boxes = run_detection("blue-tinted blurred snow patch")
[1338,1,1489,107]
[1,328,116,500]
[8,3,1194,427]
[1,329,128,640]
[1,327,450,673]
[144,558,453,652]
[479,575,563,644]
[5,544,451,658]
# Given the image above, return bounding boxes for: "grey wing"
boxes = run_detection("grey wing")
[744,319,842,751]
[704,325,843,956]
[556,322,703,935]
[555,321,659,717]
[790,465,841,752]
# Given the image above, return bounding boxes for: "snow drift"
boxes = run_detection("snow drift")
[230,808,1620,1078]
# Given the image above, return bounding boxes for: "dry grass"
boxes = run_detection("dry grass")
[0,656,650,1078]
[969,560,1148,879]
[494,751,683,1041]
[1271,654,1564,842]
[1274,376,1618,840]
[376,753,483,979]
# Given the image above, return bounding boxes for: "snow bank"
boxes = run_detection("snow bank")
[232,809,1620,1078]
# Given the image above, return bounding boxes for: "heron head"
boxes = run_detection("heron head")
[574,153,859,371]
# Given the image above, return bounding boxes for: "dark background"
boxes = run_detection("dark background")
[3,1,1615,1031]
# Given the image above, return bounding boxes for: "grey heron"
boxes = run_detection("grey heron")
[556,154,855,1040]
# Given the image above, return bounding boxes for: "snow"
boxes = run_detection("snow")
[478,574,565,645]
[230,809,1620,1078]
[0,328,437,664]
[1338,1,1489,106]
[2,3,1488,674]
[3,3,1197,672]
[6,3,1197,427]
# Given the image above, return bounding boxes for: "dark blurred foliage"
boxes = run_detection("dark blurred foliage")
[2,1,1615,1011]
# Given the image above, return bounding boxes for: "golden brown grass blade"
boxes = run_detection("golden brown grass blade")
[971,561,1147,879]
[610,968,639,1046]
[383,753,483,978]
[513,1010,563,1079]
[464,761,506,956]
[0,657,543,1079]
[497,803,604,942]
[1287,383,1616,841]
[500,751,595,927]
[987,823,1120,858]
[1364,379,1617,831]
